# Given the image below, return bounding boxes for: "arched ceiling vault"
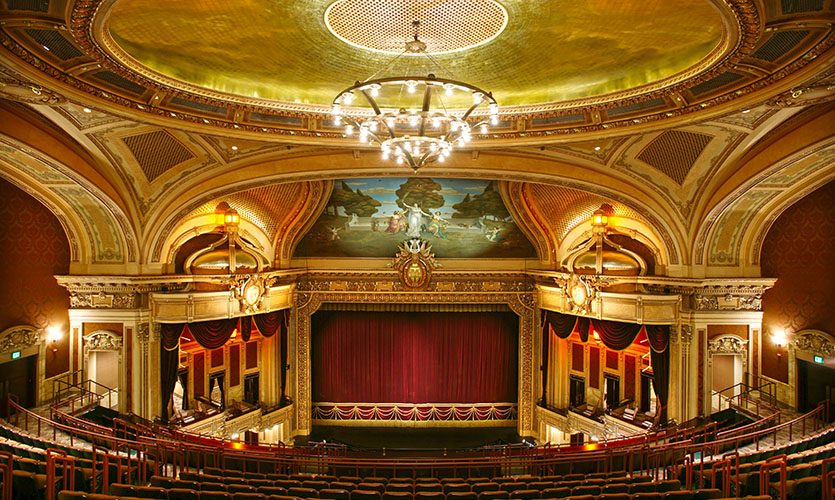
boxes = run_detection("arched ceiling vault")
[0,0,833,275]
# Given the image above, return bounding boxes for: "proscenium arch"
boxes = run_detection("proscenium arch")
[142,150,687,267]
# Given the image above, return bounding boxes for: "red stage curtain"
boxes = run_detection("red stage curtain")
[280,311,289,402]
[312,311,518,404]
[648,324,671,424]
[543,310,578,338]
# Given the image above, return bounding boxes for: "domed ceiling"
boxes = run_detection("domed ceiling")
[105,0,725,107]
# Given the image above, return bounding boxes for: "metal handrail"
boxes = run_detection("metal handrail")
[7,397,830,481]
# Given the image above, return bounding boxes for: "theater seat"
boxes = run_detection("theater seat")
[501,482,527,493]
[351,489,382,500]
[628,482,656,494]
[443,483,470,494]
[447,492,477,500]
[527,482,554,491]
[692,489,723,500]
[288,487,319,498]
[539,487,571,499]
[149,476,172,489]
[661,492,693,500]
[259,487,288,496]
[570,486,599,496]
[108,483,135,497]
[229,485,258,494]
[657,480,681,493]
[631,493,662,500]
[331,482,357,492]
[232,493,268,500]
[358,483,386,494]
[382,492,412,500]
[601,483,628,494]
[58,492,87,500]
[320,488,351,500]
[201,492,232,500]
[202,482,228,492]
[478,491,510,500]
[135,485,168,499]
[305,481,331,491]
[168,488,200,500]
[414,492,444,500]
[509,489,540,500]
[472,483,500,494]
[598,494,629,500]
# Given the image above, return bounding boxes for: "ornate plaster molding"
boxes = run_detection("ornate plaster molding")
[83,330,123,352]
[793,330,835,359]
[708,334,749,354]
[0,325,40,353]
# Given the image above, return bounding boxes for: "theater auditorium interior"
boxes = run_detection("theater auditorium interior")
[0,0,834,499]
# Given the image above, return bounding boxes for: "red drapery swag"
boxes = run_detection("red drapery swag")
[311,311,518,404]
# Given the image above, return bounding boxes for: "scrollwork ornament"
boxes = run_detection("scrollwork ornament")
[0,325,40,353]
[794,332,835,359]
[83,331,122,352]
[708,335,748,354]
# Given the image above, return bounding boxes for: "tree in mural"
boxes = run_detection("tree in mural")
[395,178,445,210]
[330,181,381,217]
[452,181,509,220]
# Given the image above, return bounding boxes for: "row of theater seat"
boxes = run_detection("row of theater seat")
[55,489,778,500]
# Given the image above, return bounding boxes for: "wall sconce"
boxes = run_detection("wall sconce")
[47,326,63,353]
[591,207,609,230]
[772,329,789,359]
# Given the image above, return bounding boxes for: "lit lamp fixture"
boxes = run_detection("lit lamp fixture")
[591,207,609,231]
[772,329,789,358]
[47,326,62,353]
[332,21,499,172]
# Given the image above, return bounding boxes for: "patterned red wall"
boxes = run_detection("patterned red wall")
[761,180,835,383]
[0,178,70,378]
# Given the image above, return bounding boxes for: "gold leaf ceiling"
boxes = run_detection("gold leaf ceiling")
[107,0,724,106]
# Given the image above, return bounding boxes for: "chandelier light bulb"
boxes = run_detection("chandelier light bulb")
[345,125,353,135]
[382,151,389,160]
[480,124,488,133]
[438,154,445,162]
[396,156,404,164]
[334,116,341,125]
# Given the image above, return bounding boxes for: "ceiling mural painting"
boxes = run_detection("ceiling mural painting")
[105,0,724,106]
[294,177,536,258]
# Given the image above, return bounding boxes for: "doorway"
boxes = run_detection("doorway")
[712,353,743,411]
[244,373,259,405]
[605,374,620,410]
[569,375,585,408]
[797,359,835,421]
[0,355,36,417]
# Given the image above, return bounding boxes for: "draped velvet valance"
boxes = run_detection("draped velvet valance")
[542,311,669,353]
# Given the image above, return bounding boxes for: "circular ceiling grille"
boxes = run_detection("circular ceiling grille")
[324,0,508,55]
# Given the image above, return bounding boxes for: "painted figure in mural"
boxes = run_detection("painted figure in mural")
[386,211,404,233]
[425,211,449,239]
[486,227,505,242]
[370,218,378,231]
[329,226,340,240]
[404,201,431,238]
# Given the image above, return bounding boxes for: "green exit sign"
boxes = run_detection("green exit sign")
[814,355,824,364]
[11,351,20,360]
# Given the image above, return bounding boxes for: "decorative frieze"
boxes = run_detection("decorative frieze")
[69,291,138,309]
[794,331,835,359]
[694,292,762,311]
[0,325,40,353]
[708,335,748,354]
[83,331,123,352]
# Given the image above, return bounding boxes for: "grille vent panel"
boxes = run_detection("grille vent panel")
[24,29,82,60]
[170,97,227,115]
[607,98,666,117]
[532,113,585,126]
[92,71,146,95]
[690,72,743,96]
[750,31,809,62]
[7,0,49,11]
[250,113,303,126]
[637,130,712,185]
[781,0,822,13]
[122,130,195,182]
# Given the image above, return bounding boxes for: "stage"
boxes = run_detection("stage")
[296,425,523,451]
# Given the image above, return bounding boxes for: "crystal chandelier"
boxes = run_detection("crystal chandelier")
[332,21,499,172]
